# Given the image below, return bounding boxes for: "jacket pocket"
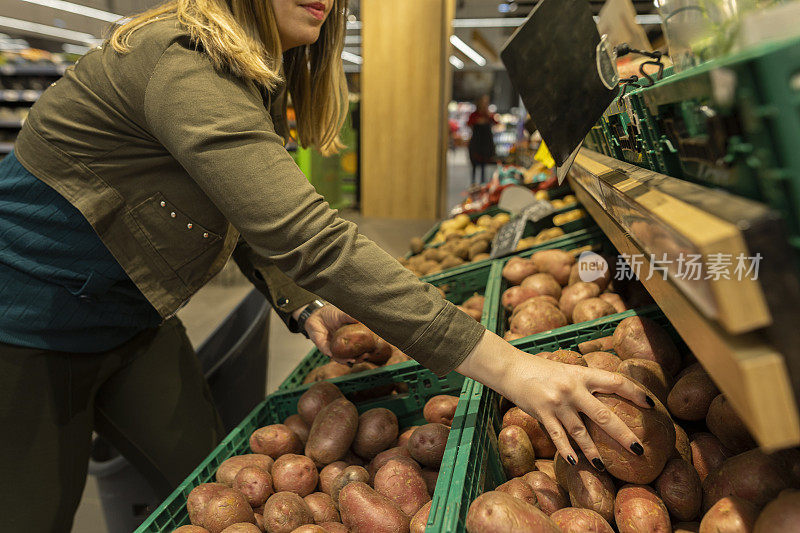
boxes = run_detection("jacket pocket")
[130,193,221,271]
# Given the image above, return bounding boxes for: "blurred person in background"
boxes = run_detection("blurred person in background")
[467,94,497,185]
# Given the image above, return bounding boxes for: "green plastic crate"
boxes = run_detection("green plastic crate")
[278,259,498,391]
[427,305,678,533]
[135,362,466,532]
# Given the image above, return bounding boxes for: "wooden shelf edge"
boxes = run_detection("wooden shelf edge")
[569,172,800,450]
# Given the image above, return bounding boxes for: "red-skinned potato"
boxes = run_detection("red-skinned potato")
[753,489,800,533]
[219,524,260,533]
[462,294,485,313]
[668,368,719,421]
[339,482,410,533]
[511,295,561,318]
[283,415,310,445]
[614,484,671,533]
[423,395,459,426]
[216,455,275,485]
[330,323,376,361]
[305,398,359,467]
[410,500,432,533]
[673,522,700,533]
[250,425,303,460]
[262,492,314,533]
[612,316,681,376]
[572,298,616,323]
[504,331,525,342]
[498,425,536,478]
[599,292,627,314]
[396,427,418,449]
[550,508,614,533]
[521,273,562,299]
[286,526,325,533]
[303,492,339,524]
[465,490,561,533]
[554,453,616,524]
[385,347,412,366]
[509,301,568,336]
[617,358,671,404]
[521,470,568,516]
[297,382,345,425]
[702,449,792,511]
[496,477,538,506]
[304,361,350,384]
[318,523,349,533]
[502,257,538,285]
[578,336,615,355]
[583,351,622,372]
[187,483,227,527]
[502,286,542,312]
[407,423,449,468]
[421,468,438,496]
[539,349,588,366]
[367,446,415,482]
[502,407,557,458]
[329,465,370,505]
[705,395,756,454]
[699,496,758,533]
[690,433,731,482]
[559,282,601,322]
[532,249,574,286]
[374,458,431,516]
[174,527,210,533]
[198,487,256,533]
[458,305,483,321]
[271,454,318,497]
[583,394,675,484]
[317,461,347,496]
[534,459,557,482]
[233,466,273,507]
[654,458,702,522]
[352,408,399,460]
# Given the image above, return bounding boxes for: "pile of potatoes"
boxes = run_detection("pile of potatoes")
[465,315,800,532]
[177,382,460,533]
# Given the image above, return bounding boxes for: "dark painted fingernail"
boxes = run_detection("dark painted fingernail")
[567,454,577,465]
[345,361,354,367]
[630,442,644,456]
[645,396,655,407]
[591,458,605,471]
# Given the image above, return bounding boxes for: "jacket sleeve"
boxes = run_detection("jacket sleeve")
[142,40,485,375]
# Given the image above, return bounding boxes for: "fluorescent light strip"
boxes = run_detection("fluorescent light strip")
[346,20,361,30]
[452,15,661,28]
[449,55,464,69]
[0,15,100,44]
[344,34,361,44]
[20,0,122,23]
[341,50,363,64]
[449,34,486,66]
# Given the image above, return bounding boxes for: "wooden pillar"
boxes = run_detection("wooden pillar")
[361,0,454,220]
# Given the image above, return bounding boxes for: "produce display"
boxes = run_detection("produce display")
[463,316,800,533]
[178,382,459,533]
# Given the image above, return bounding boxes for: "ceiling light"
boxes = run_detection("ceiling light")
[449,55,464,69]
[346,20,361,30]
[344,34,361,45]
[341,50,363,64]
[63,42,90,54]
[453,18,526,28]
[0,15,100,44]
[20,0,122,23]
[450,35,486,66]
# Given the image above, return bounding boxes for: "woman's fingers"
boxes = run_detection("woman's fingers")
[539,416,579,467]
[578,391,644,455]
[556,409,605,471]
[585,369,653,409]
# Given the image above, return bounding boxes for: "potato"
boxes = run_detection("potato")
[498,425,537,478]
[465,490,561,533]
[421,468,438,496]
[216,455,275,485]
[423,395,459,427]
[509,301,568,337]
[504,331,524,342]
[673,423,692,464]
[174,527,211,533]
[385,348,412,366]
[440,254,465,270]
[773,448,800,486]
[407,423,449,468]
[473,252,491,262]
[271,454,318,497]
[599,292,627,314]
[317,461,347,496]
[410,237,424,254]
[375,458,431,516]
[617,358,671,404]
[673,522,700,533]
[283,415,310,445]
[521,471,568,516]
[689,433,730,482]
[567,258,611,292]
[531,249,575,285]
[573,298,616,323]
[705,395,756,454]
[305,362,351,383]
[554,453,616,524]
[539,349,588,366]
[262,492,314,533]
[220,525,260,533]
[521,273,562,299]
[753,489,800,533]
[614,484,671,533]
[250,425,304,459]
[339,482,410,533]
[410,500,432,533]
[305,398,359,467]
[233,467,273,507]
[396,427,418,449]
[703,449,792,511]
[331,324,376,361]
[318,523,348,533]
[584,394,675,484]
[367,446,415,481]
[578,336,614,355]
[463,294,486,313]
[668,369,718,421]
[188,483,227,526]
[502,286,542,311]
[496,477,538,506]
[502,257,538,285]
[612,316,681,376]
[699,496,758,533]
[330,465,370,505]
[458,305,483,321]
[352,408,398,460]
[511,295,561,318]
[200,488,256,532]
[559,282,601,321]
[583,351,622,372]
[502,407,557,458]
[550,508,614,533]
[654,458,701,521]
[303,492,339,524]
[534,459,557,482]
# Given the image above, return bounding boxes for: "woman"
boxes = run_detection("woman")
[0,0,651,530]
[467,94,498,185]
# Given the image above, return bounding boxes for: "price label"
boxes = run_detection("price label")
[490,200,556,259]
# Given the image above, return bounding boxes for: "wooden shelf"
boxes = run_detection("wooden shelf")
[569,164,800,451]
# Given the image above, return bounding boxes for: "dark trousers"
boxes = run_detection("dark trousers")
[0,318,225,533]
[471,162,489,185]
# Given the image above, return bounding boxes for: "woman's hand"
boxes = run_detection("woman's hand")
[456,330,653,469]
[294,303,357,358]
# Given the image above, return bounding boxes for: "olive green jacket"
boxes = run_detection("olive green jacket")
[14,18,484,374]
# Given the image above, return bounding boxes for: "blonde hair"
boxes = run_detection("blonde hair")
[110,0,348,155]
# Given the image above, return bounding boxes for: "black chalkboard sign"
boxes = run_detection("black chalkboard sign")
[490,200,556,259]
